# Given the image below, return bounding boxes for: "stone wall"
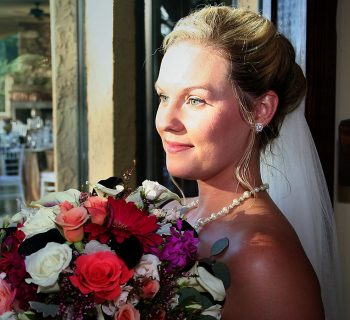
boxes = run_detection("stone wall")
[50,0,79,190]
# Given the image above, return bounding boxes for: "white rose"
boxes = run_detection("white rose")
[125,186,143,208]
[201,304,222,319]
[177,262,226,302]
[142,180,168,200]
[11,205,40,224]
[25,242,72,287]
[84,240,112,254]
[134,254,161,281]
[142,180,181,203]
[31,189,81,207]
[20,207,57,239]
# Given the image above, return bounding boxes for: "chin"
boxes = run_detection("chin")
[166,161,198,180]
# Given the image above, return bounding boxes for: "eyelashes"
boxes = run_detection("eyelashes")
[187,97,205,106]
[157,93,205,107]
[158,94,169,103]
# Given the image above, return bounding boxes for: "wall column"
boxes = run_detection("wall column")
[50,0,79,190]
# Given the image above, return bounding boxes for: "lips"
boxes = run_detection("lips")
[164,140,194,153]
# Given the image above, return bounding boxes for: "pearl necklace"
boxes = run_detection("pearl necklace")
[183,183,269,232]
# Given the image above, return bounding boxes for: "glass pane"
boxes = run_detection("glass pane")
[146,0,262,197]
[0,1,54,217]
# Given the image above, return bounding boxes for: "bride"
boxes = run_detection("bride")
[155,6,333,319]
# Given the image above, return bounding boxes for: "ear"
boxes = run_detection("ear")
[254,90,278,126]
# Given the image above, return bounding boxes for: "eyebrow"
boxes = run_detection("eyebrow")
[154,82,212,93]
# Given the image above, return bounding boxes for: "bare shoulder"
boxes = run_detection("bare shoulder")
[200,208,325,319]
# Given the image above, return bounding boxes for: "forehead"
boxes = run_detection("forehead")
[156,42,231,90]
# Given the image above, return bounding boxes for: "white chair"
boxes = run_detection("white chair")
[40,171,56,197]
[0,147,25,203]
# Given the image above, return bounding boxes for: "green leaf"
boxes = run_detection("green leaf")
[210,237,229,256]
[18,312,36,320]
[178,288,213,310]
[212,261,231,289]
[74,241,84,253]
[199,257,212,265]
[196,294,213,309]
[0,229,6,246]
[178,287,201,303]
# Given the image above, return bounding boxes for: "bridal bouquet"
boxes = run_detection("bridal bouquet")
[0,177,230,320]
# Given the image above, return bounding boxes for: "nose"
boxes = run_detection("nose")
[155,99,185,134]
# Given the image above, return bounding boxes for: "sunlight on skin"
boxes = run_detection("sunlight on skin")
[249,232,275,247]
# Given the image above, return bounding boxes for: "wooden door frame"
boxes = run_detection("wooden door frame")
[305,0,337,199]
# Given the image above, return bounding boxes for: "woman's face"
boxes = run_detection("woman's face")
[155,42,251,181]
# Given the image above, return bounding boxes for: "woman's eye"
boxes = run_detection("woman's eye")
[188,97,205,106]
[159,94,169,103]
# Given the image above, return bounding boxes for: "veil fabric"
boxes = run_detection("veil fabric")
[261,106,343,320]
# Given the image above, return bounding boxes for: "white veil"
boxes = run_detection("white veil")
[261,106,343,320]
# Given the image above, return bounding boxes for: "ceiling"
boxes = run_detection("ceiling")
[0,0,50,38]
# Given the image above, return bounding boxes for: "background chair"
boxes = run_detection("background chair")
[40,170,56,197]
[0,146,25,207]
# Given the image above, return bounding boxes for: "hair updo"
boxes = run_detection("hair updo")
[162,6,306,152]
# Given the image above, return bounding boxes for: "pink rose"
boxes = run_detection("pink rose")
[0,278,14,315]
[70,251,133,302]
[56,206,89,242]
[84,196,108,225]
[59,201,74,212]
[114,303,140,320]
[140,278,160,299]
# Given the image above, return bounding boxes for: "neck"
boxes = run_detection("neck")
[190,157,263,222]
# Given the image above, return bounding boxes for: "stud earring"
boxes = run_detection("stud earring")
[255,123,264,133]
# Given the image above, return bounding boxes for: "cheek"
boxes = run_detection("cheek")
[198,110,251,161]
[155,109,162,136]
[201,109,247,144]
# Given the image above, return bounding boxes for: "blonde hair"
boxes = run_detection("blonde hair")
[162,6,306,190]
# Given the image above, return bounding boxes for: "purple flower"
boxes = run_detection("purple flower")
[159,219,199,272]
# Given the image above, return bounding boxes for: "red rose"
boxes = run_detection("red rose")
[70,251,133,302]
[140,279,160,299]
[55,206,89,242]
[114,303,140,320]
[84,196,108,225]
